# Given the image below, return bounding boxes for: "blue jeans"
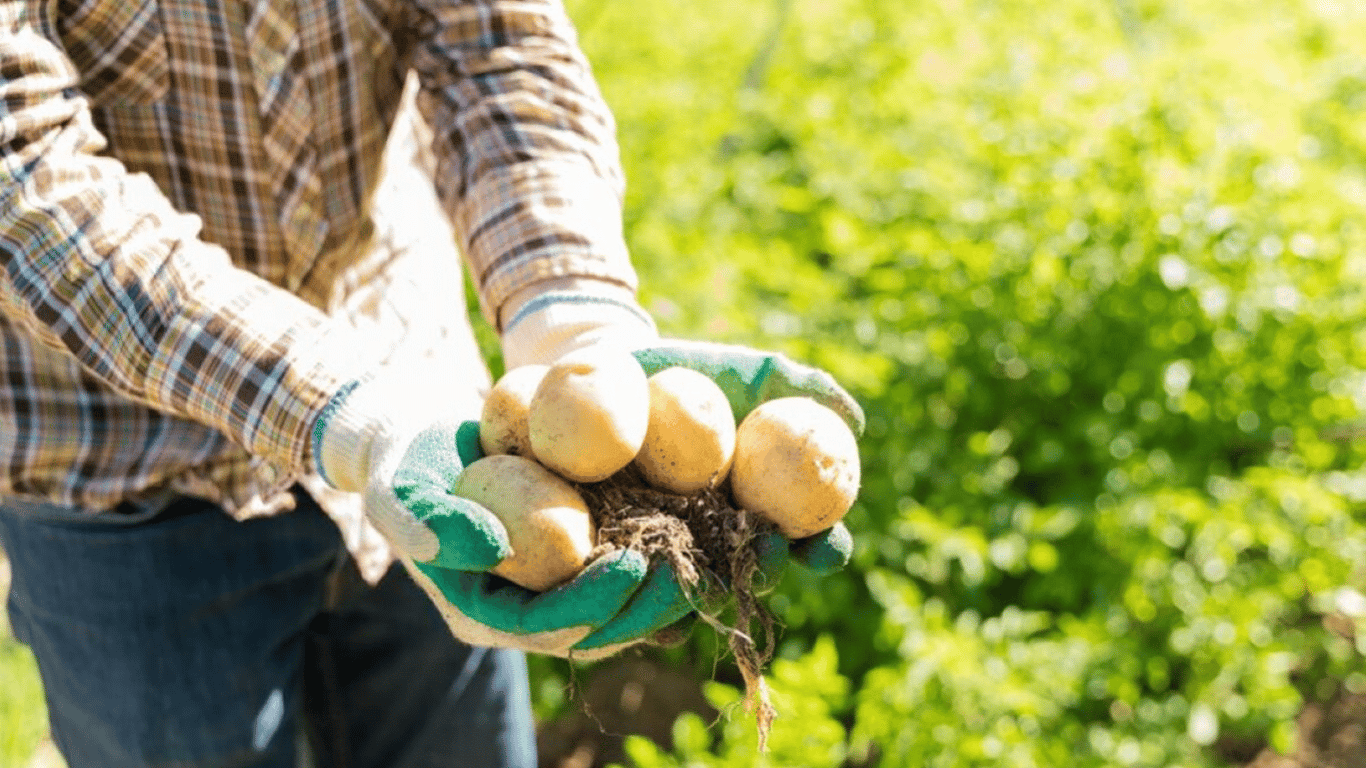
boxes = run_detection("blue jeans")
[0,489,537,768]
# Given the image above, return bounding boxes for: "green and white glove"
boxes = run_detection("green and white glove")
[500,287,866,582]
[311,374,695,659]
[633,340,863,584]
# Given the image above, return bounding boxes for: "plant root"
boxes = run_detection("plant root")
[579,466,779,750]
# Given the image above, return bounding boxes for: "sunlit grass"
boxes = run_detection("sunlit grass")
[1,550,51,768]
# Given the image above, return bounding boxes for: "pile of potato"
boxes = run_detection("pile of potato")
[469,347,861,592]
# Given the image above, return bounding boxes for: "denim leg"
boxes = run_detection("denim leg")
[0,491,537,768]
[303,559,538,768]
[0,494,341,768]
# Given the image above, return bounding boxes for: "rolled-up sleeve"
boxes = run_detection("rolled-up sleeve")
[0,5,357,473]
[406,0,639,328]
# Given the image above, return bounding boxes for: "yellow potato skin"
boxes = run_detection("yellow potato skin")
[480,364,549,458]
[634,367,737,494]
[529,347,650,483]
[454,455,596,591]
[731,397,861,539]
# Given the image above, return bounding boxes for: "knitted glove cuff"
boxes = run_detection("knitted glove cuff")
[313,372,443,493]
[500,290,658,369]
[312,375,393,493]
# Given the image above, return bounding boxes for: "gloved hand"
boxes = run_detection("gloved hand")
[311,374,695,659]
[633,340,864,588]
[499,286,865,585]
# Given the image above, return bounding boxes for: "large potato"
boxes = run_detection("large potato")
[480,364,549,458]
[731,397,860,539]
[529,347,650,483]
[454,454,596,591]
[633,367,737,494]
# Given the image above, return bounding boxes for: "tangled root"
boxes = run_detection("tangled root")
[578,466,780,751]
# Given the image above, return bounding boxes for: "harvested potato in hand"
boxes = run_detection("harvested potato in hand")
[731,397,861,539]
[479,364,549,458]
[454,454,596,592]
[473,353,861,751]
[632,366,737,494]
[529,347,650,482]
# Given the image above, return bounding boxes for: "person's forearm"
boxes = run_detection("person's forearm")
[0,19,359,471]
[406,0,640,328]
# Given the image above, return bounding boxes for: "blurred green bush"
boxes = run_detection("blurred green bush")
[554,0,1366,765]
[1,561,50,765]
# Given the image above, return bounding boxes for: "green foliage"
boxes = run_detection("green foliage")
[614,636,851,768]
[564,0,1366,764]
[0,631,49,765]
[852,471,1366,767]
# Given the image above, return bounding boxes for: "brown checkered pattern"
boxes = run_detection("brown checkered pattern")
[0,0,638,519]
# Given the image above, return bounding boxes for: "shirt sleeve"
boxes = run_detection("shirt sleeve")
[405,0,641,329]
[0,8,358,472]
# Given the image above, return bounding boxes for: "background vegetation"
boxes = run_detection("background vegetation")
[1,559,48,766]
[548,0,1366,765]
[5,0,1366,766]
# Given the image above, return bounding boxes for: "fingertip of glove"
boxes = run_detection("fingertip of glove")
[572,560,694,651]
[429,542,510,572]
[754,530,790,562]
[752,531,791,593]
[793,522,854,575]
[455,420,486,465]
[423,506,513,571]
[580,548,649,583]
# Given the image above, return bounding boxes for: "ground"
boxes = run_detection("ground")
[534,656,1366,768]
[1242,693,1366,768]
[536,656,718,768]
[3,547,1363,768]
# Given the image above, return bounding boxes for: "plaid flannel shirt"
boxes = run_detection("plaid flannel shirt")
[0,0,638,574]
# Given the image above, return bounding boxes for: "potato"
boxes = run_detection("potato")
[480,364,549,458]
[454,454,596,591]
[529,347,650,483]
[633,367,736,494]
[731,397,860,539]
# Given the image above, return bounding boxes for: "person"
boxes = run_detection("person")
[0,0,864,765]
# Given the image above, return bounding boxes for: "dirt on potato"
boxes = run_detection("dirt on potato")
[575,465,781,750]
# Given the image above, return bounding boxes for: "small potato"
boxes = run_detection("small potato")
[480,364,550,458]
[454,454,596,591]
[529,347,650,483]
[633,367,736,494]
[731,397,860,539]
